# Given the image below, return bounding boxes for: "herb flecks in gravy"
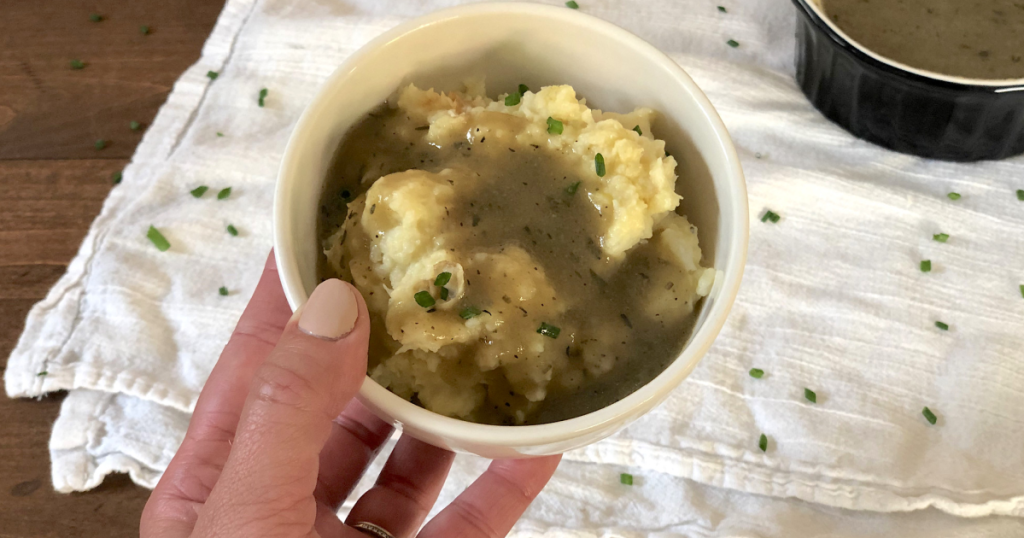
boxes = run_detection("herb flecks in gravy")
[821,0,1024,80]
[318,84,713,425]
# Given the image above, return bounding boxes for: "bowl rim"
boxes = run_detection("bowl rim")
[793,0,1024,91]
[274,1,749,449]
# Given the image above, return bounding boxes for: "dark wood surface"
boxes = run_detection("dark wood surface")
[0,1,224,536]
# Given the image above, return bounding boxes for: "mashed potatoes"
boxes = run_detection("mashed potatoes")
[321,82,714,424]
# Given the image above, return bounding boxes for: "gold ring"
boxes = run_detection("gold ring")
[352,522,396,538]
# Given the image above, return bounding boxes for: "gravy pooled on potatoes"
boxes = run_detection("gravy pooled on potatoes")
[318,82,714,425]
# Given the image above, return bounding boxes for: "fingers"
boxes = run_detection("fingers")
[315,399,394,510]
[142,251,291,538]
[344,436,455,538]
[418,456,561,538]
[193,278,371,537]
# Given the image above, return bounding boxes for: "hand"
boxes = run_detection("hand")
[141,252,561,538]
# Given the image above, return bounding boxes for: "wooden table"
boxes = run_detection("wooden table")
[0,1,224,535]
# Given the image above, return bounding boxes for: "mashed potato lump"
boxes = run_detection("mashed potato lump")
[319,82,714,425]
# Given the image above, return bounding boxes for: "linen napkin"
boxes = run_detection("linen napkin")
[8,0,1024,535]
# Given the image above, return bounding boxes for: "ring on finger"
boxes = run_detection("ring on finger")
[352,521,397,538]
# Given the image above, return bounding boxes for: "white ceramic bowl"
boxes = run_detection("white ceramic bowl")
[274,2,748,458]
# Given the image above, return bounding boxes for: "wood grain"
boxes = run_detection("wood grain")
[0,0,224,535]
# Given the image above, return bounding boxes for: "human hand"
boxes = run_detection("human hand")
[141,252,561,538]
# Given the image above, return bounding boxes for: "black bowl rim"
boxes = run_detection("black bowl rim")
[791,0,1024,93]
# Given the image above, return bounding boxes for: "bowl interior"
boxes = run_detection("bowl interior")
[275,3,747,453]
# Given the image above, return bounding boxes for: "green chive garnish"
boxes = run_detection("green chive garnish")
[620,473,633,486]
[633,125,642,136]
[758,433,768,452]
[207,70,219,80]
[89,14,103,22]
[414,290,435,308]
[518,83,529,95]
[147,225,170,252]
[440,287,449,300]
[112,171,123,185]
[460,306,482,319]
[217,187,232,200]
[761,210,780,223]
[70,59,85,70]
[595,153,606,177]
[190,186,208,198]
[566,0,579,8]
[933,233,949,243]
[947,192,961,200]
[1017,189,1024,201]
[749,368,764,379]
[140,25,150,35]
[546,117,563,135]
[219,286,229,296]
[1019,284,1024,299]
[130,121,141,131]
[566,181,581,195]
[258,88,268,107]
[434,272,452,287]
[226,224,238,236]
[216,132,224,137]
[537,322,561,338]
[804,388,817,403]
[920,260,931,272]
[727,39,740,48]
[37,371,48,376]
[922,407,937,425]
[718,5,727,12]
[94,139,107,150]
[504,92,521,106]
[935,321,949,331]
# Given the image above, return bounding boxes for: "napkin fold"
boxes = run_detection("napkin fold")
[8,0,1024,535]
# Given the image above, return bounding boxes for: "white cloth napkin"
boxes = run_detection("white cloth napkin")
[8,0,1024,535]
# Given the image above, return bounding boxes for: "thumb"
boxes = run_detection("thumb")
[194,279,370,536]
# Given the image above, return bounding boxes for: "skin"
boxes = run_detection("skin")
[140,251,561,538]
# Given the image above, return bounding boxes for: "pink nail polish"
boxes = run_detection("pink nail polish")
[299,279,358,340]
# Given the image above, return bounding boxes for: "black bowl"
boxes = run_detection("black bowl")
[792,0,1024,162]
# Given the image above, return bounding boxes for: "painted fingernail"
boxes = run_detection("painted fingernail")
[299,279,358,340]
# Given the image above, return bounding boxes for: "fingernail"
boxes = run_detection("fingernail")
[299,279,358,340]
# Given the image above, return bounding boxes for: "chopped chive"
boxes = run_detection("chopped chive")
[922,406,937,425]
[70,59,85,70]
[460,306,482,319]
[217,187,232,200]
[935,321,949,331]
[518,83,529,95]
[620,473,633,486]
[717,5,727,12]
[206,70,219,80]
[947,192,961,200]
[749,368,764,379]
[190,186,208,198]
[933,233,949,243]
[1020,284,1024,299]
[434,272,452,287]
[216,132,224,137]
[130,121,141,131]
[226,224,238,236]
[504,92,521,106]
[414,290,435,308]
[440,287,449,300]
[566,181,581,195]
[37,371,48,376]
[147,225,170,252]
[1017,189,1024,201]
[546,117,563,135]
[633,125,643,136]
[761,210,780,223]
[758,433,768,452]
[727,39,740,48]
[112,171,122,185]
[595,153,606,177]
[258,88,268,107]
[537,322,561,339]
[140,25,150,35]
[94,139,107,150]
[920,260,931,273]
[219,286,229,296]
[89,13,103,22]
[565,0,579,8]
[804,388,817,403]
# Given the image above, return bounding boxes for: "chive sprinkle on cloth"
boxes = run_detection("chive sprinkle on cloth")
[6,1,1024,537]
